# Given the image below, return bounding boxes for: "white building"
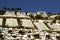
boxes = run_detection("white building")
[37,11,48,17]
[4,11,18,27]
[34,21,49,30]
[5,11,16,16]
[20,19,34,28]
[17,12,30,18]
[27,12,36,17]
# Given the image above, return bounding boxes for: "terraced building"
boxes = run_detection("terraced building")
[0,11,60,40]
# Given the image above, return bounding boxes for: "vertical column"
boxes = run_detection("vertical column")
[2,18,6,27]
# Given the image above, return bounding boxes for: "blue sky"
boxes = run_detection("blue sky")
[0,0,60,14]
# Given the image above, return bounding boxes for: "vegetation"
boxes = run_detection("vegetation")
[17,18,24,29]
[8,30,12,33]
[18,30,25,35]
[47,12,52,17]
[57,12,60,15]
[3,7,22,15]
[52,19,56,23]
[33,34,40,39]
[43,17,48,20]
[29,14,34,19]
[0,10,5,15]
[46,35,51,39]
[3,7,22,11]
[29,14,35,23]
[55,15,60,20]
[29,13,48,20]
[0,34,3,38]
[35,14,43,19]
[27,35,30,38]
[12,35,16,38]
